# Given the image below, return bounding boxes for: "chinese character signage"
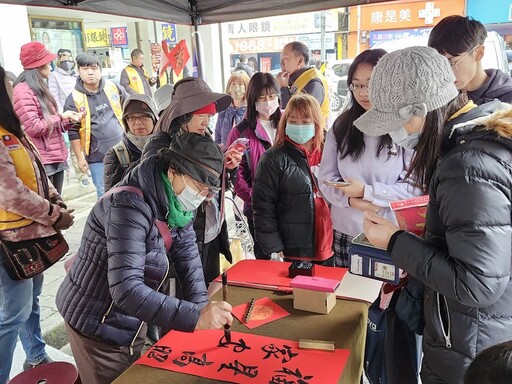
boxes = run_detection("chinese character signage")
[111,27,127,46]
[84,28,110,48]
[370,28,431,47]
[225,11,338,38]
[350,0,465,31]
[136,330,350,383]
[161,23,177,45]
[160,39,190,77]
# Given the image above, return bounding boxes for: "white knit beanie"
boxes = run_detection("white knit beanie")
[354,46,458,136]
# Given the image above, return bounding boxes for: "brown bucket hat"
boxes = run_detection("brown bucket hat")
[155,77,232,133]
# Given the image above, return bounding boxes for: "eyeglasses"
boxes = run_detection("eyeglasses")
[126,114,152,123]
[447,45,479,72]
[349,83,369,93]
[182,174,216,199]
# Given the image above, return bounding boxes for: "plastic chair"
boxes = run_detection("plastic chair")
[8,361,81,384]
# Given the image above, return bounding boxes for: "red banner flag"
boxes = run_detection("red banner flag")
[161,39,190,77]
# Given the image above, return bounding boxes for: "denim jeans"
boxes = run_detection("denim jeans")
[0,265,47,383]
[89,161,105,199]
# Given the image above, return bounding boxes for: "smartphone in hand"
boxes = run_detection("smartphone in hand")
[228,138,250,154]
[323,180,351,187]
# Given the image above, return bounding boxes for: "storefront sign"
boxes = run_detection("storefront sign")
[150,43,161,73]
[229,35,298,54]
[350,0,465,31]
[111,27,127,46]
[298,33,335,51]
[370,28,431,46]
[260,57,271,72]
[84,28,110,48]
[225,11,338,38]
[467,0,512,24]
[161,23,177,45]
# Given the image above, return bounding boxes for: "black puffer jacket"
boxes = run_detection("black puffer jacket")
[56,156,207,348]
[391,101,512,383]
[253,141,315,257]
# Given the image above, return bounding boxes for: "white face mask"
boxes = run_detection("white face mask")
[176,175,206,211]
[388,127,420,150]
[255,98,279,117]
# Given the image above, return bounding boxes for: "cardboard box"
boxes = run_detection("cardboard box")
[292,288,336,314]
[290,276,339,314]
[348,233,400,284]
[390,195,429,236]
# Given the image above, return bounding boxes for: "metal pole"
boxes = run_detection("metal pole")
[190,0,204,79]
[153,20,158,43]
[135,22,141,50]
[320,11,326,61]
[218,23,226,90]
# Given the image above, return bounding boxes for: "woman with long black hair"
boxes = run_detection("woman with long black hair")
[226,72,282,259]
[318,49,422,267]
[0,63,75,384]
[13,42,81,194]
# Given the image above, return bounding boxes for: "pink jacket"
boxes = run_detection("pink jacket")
[13,82,70,165]
[0,135,61,242]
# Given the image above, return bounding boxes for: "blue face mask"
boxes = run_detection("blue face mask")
[285,123,315,145]
[389,126,420,149]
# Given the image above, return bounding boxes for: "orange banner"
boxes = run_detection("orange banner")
[350,0,465,31]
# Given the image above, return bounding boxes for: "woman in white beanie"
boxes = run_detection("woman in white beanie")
[356,46,512,384]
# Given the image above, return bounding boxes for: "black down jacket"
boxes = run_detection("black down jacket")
[391,101,512,384]
[253,141,316,257]
[56,155,207,348]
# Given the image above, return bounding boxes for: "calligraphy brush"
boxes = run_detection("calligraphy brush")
[222,271,231,343]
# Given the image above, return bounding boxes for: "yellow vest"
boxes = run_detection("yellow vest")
[291,67,330,119]
[72,81,124,156]
[0,126,38,230]
[158,68,183,87]
[125,65,149,94]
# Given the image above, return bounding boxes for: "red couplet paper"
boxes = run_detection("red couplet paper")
[136,329,350,384]
[232,297,290,329]
[214,260,347,291]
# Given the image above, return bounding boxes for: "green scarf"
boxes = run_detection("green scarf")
[159,171,194,228]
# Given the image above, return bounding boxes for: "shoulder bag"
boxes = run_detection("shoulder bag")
[1,231,69,280]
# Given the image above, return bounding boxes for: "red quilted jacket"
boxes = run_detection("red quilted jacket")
[13,82,70,165]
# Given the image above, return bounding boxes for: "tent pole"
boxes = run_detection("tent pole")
[190,0,204,79]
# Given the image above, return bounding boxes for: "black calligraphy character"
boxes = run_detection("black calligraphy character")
[270,367,313,384]
[249,22,258,32]
[238,23,247,34]
[147,345,172,363]
[261,21,271,32]
[172,351,213,368]
[217,360,258,378]
[262,344,299,363]
[218,335,251,353]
